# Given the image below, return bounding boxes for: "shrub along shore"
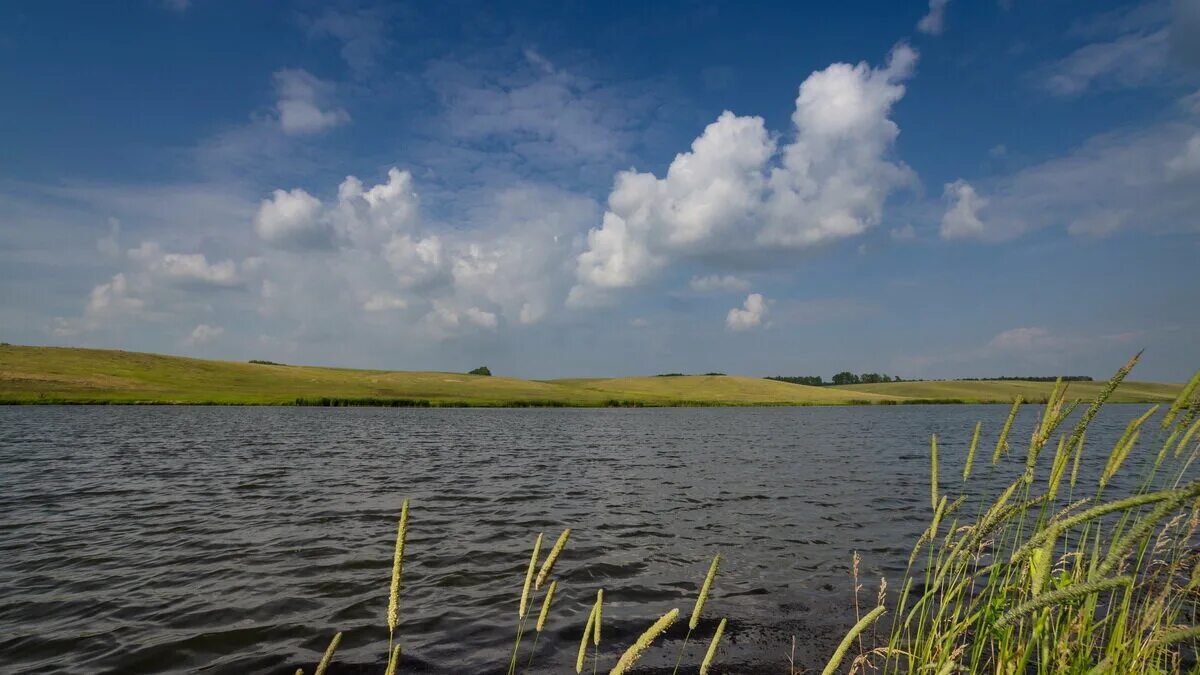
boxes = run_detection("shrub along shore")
[0,345,1184,407]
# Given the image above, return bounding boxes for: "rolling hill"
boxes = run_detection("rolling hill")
[0,345,1183,406]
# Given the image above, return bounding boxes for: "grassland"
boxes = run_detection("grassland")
[831,378,1182,403]
[0,344,1182,406]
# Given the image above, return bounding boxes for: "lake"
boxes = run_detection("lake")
[0,404,1165,674]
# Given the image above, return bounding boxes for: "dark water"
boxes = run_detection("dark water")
[0,404,1172,674]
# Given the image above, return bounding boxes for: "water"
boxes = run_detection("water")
[0,404,1168,674]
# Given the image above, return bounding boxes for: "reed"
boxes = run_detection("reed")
[509,533,545,675]
[610,608,679,675]
[520,533,543,619]
[673,553,720,675]
[991,396,1022,465]
[821,605,885,675]
[523,580,558,673]
[313,632,341,675]
[383,645,400,675]
[577,599,597,674]
[537,581,558,633]
[963,421,981,481]
[387,498,409,667]
[699,617,726,675]
[536,528,570,591]
[929,434,939,510]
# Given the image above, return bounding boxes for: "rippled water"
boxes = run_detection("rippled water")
[0,404,1165,674]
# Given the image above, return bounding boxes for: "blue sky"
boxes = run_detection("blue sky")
[1,0,1198,380]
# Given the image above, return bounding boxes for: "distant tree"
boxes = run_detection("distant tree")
[766,375,825,386]
[703,372,727,376]
[832,371,861,385]
[655,373,685,377]
[468,366,492,376]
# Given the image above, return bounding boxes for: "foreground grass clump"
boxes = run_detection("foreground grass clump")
[836,355,1200,674]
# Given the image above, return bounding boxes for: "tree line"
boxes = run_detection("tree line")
[766,372,900,386]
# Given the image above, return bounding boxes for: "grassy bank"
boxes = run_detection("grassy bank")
[0,344,1183,406]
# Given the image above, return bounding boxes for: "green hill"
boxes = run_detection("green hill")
[0,345,1182,406]
[830,379,1182,404]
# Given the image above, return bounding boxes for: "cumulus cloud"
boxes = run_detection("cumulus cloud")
[569,44,918,304]
[917,0,952,35]
[689,275,751,293]
[939,180,988,239]
[185,323,224,346]
[245,169,592,339]
[254,188,329,248]
[726,293,769,331]
[273,69,350,135]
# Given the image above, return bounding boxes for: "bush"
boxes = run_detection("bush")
[468,366,492,376]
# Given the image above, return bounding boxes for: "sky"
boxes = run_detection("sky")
[1,0,1198,381]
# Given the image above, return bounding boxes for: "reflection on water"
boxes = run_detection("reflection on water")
[0,404,1163,673]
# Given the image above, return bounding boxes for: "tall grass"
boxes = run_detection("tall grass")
[826,356,1200,674]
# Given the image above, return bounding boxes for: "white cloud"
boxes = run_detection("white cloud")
[254,188,329,248]
[726,293,769,331]
[917,0,952,35]
[244,170,592,339]
[128,242,240,287]
[1041,29,1169,96]
[569,44,917,302]
[689,274,751,293]
[936,107,1200,241]
[86,273,144,320]
[273,69,350,135]
[939,180,988,239]
[185,323,224,346]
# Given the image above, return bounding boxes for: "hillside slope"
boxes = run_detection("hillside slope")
[0,345,877,406]
[0,345,1182,406]
[831,379,1182,404]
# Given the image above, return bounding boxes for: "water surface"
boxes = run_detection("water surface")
[0,404,1167,673]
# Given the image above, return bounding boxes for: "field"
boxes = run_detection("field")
[0,344,1182,406]
[831,378,1182,403]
